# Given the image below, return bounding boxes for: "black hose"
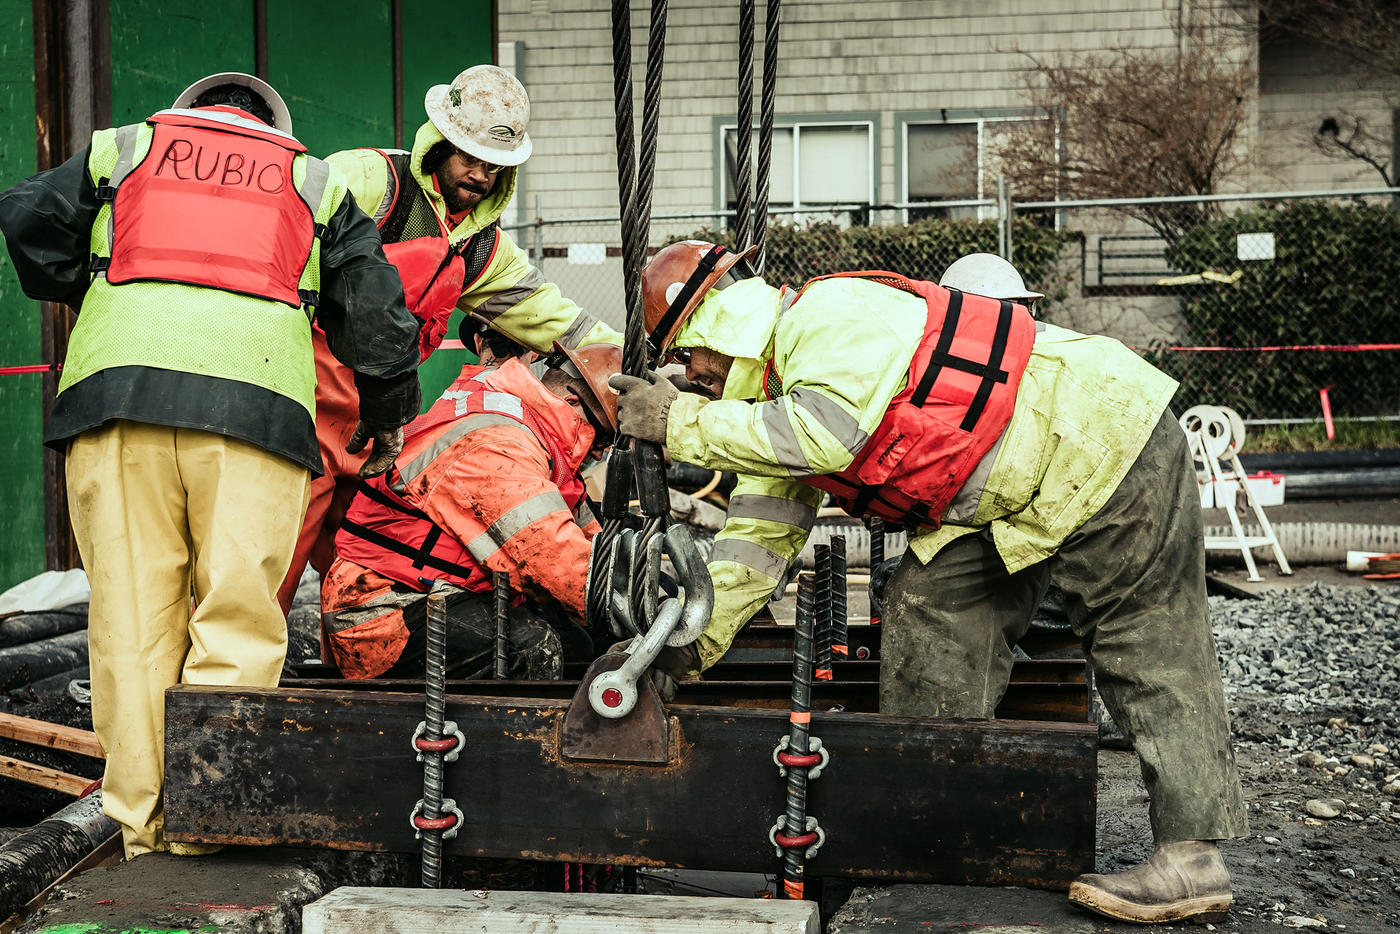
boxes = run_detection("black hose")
[0,607,87,650]
[0,791,116,919]
[0,631,89,687]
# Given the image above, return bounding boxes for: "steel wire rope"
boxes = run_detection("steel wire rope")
[735,0,755,251]
[752,0,781,274]
[591,0,670,631]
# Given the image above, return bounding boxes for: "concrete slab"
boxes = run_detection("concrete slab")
[17,851,321,934]
[303,886,820,934]
[827,884,1119,933]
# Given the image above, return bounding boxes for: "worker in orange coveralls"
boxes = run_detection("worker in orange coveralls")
[276,64,619,614]
[319,343,621,679]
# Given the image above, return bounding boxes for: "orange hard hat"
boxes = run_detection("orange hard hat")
[556,342,623,433]
[643,240,758,361]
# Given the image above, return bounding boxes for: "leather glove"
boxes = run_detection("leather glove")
[346,422,404,478]
[649,642,700,704]
[608,370,679,444]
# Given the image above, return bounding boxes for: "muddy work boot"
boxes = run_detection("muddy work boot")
[1068,841,1231,924]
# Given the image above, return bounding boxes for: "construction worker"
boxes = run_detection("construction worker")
[610,243,1247,925]
[277,64,619,614]
[321,343,621,680]
[938,251,1044,315]
[0,73,421,858]
[460,315,537,368]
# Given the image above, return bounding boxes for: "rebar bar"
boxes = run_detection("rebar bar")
[868,517,885,624]
[779,571,817,899]
[830,534,848,659]
[419,587,449,887]
[493,571,509,680]
[813,544,832,681]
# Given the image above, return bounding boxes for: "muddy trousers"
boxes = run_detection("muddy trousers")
[67,421,310,858]
[881,412,1248,843]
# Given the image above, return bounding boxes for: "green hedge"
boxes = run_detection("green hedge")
[674,216,1071,304]
[1159,201,1400,417]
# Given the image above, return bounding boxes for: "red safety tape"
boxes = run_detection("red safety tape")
[789,710,810,724]
[0,364,59,374]
[783,878,804,899]
[814,668,832,681]
[1137,343,1400,353]
[831,644,848,656]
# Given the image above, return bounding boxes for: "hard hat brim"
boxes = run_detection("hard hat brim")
[172,72,293,135]
[424,84,533,167]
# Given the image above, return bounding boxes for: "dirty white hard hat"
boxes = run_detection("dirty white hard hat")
[938,253,1044,302]
[172,72,293,135]
[424,65,533,167]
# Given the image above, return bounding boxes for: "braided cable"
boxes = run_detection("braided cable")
[735,0,755,249]
[610,0,645,378]
[753,0,781,274]
[635,0,668,274]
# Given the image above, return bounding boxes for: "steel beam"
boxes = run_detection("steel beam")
[164,685,1096,889]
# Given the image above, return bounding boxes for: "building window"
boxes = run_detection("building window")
[899,111,1042,221]
[719,117,876,224]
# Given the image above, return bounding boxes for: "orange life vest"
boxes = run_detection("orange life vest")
[371,150,500,361]
[102,108,316,307]
[334,366,588,593]
[764,271,1036,528]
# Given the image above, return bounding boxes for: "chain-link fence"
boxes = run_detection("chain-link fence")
[506,187,1400,423]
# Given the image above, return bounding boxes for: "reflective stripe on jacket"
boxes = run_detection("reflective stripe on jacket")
[763,271,1035,527]
[663,277,1177,671]
[61,108,341,418]
[324,359,599,677]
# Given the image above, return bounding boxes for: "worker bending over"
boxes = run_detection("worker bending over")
[279,64,619,612]
[322,344,621,680]
[610,244,1247,925]
[0,73,420,858]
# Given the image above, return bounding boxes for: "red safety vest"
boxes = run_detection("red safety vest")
[371,151,501,361]
[104,109,316,307]
[765,271,1036,528]
[335,367,588,593]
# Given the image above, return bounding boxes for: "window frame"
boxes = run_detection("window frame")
[896,107,1044,222]
[713,113,881,224]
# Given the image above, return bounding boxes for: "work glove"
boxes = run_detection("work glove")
[608,370,679,445]
[346,422,404,478]
[605,638,700,704]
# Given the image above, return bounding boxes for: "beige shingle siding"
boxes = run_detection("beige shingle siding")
[504,0,1386,218]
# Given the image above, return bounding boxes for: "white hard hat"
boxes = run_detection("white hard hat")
[424,65,533,167]
[172,72,293,135]
[938,253,1044,302]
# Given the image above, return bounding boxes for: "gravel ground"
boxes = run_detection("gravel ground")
[1089,582,1400,933]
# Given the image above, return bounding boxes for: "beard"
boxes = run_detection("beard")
[443,182,488,214]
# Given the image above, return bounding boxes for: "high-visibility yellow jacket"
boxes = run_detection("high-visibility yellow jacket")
[664,276,1178,671]
[328,120,619,353]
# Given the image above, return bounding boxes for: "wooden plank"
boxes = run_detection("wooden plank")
[0,712,104,759]
[164,685,1097,889]
[0,754,94,796]
[303,888,820,934]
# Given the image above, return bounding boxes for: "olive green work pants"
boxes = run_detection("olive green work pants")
[881,411,1249,843]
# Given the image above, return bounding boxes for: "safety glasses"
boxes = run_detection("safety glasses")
[452,147,504,175]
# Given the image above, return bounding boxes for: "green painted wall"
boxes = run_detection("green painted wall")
[401,1,495,407]
[0,3,493,589]
[0,0,42,591]
[108,0,255,124]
